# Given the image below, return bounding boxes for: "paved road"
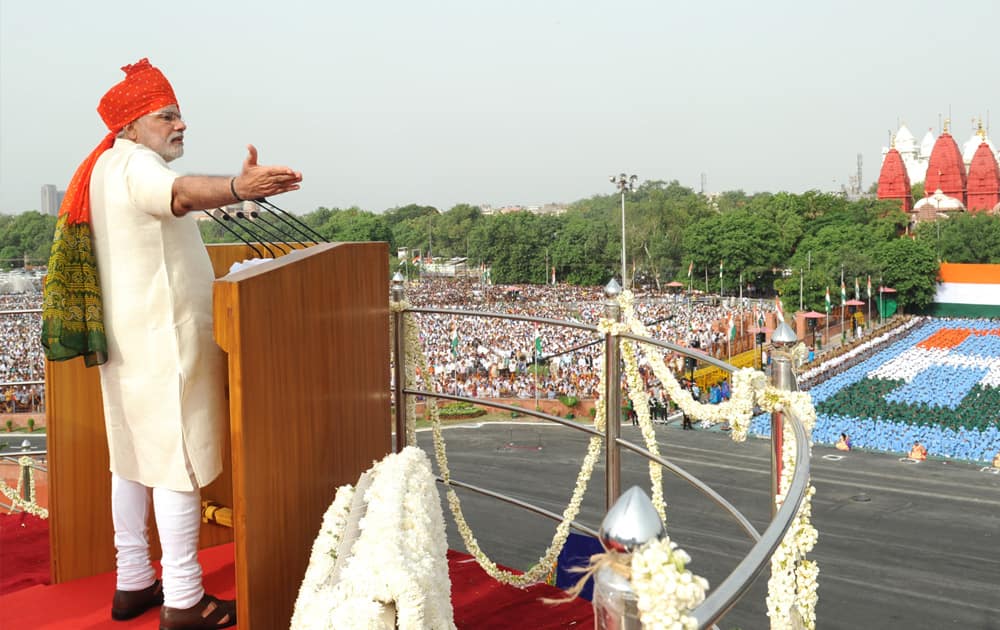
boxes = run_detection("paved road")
[418,422,1000,630]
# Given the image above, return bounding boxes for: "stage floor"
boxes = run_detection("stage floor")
[0,518,593,629]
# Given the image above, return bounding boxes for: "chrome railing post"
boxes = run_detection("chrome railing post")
[603,279,623,510]
[391,272,407,453]
[769,352,798,517]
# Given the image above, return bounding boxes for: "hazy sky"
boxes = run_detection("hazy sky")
[1,1,998,215]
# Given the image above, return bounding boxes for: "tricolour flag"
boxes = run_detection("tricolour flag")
[728,315,736,341]
[719,260,724,278]
[534,325,543,355]
[867,275,872,299]
[825,287,831,314]
[450,326,459,357]
[841,280,847,306]
[775,295,785,322]
[855,277,860,301]
[687,261,694,278]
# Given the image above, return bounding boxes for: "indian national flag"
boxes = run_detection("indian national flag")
[728,315,736,341]
[719,260,724,278]
[855,277,860,301]
[775,295,785,322]
[450,326,459,357]
[867,275,872,300]
[841,280,847,306]
[534,325,543,355]
[687,261,694,278]
[825,287,831,314]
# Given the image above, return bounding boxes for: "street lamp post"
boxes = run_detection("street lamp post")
[610,173,638,289]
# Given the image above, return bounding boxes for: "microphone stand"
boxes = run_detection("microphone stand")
[209,209,276,258]
[232,210,292,255]
[202,209,265,258]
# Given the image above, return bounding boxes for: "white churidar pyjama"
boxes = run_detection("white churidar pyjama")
[111,474,205,609]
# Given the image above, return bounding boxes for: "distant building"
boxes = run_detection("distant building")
[877,119,1000,225]
[41,184,64,216]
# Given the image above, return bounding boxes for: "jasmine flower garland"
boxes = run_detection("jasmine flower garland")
[631,537,709,630]
[292,448,456,629]
[618,334,668,523]
[0,456,48,519]
[290,483,356,628]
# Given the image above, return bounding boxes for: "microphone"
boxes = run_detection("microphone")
[237,204,309,248]
[207,208,276,258]
[228,207,292,255]
[202,209,265,258]
[253,198,328,244]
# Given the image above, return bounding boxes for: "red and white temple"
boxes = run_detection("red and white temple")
[877,120,1000,223]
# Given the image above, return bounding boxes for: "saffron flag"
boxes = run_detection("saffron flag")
[825,287,831,314]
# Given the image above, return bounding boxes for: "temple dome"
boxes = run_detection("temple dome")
[924,129,967,204]
[919,129,936,158]
[876,147,913,212]
[914,189,965,210]
[967,142,1000,212]
[895,124,916,153]
[963,131,996,165]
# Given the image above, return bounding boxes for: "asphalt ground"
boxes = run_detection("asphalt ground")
[417,421,1000,630]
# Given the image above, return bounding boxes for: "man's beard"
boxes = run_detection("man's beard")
[160,133,184,162]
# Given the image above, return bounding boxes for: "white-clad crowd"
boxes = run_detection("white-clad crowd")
[404,278,768,404]
[0,292,45,412]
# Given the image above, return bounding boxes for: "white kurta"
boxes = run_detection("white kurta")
[90,139,226,492]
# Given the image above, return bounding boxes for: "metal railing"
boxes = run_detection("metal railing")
[390,280,811,628]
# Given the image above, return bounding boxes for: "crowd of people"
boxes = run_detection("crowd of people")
[0,292,44,413]
[0,276,767,418]
[403,278,764,410]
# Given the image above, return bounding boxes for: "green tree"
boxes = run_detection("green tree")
[0,211,58,267]
[874,238,938,311]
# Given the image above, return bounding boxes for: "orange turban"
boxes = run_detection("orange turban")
[60,58,179,225]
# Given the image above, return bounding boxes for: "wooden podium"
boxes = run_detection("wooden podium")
[45,241,391,629]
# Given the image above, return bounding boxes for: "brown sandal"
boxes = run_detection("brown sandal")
[159,594,236,629]
[111,579,163,620]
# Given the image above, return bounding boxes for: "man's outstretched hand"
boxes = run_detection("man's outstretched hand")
[234,144,303,200]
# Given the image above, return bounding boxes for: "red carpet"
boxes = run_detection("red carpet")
[0,514,592,629]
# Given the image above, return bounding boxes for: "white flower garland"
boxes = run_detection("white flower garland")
[291,447,455,630]
[291,483,356,629]
[0,456,48,519]
[619,335,668,523]
[410,306,608,587]
[761,398,819,630]
[631,537,709,630]
[390,299,418,446]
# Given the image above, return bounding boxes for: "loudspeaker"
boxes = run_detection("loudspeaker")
[755,332,766,344]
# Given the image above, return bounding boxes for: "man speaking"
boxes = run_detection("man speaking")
[42,58,302,629]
